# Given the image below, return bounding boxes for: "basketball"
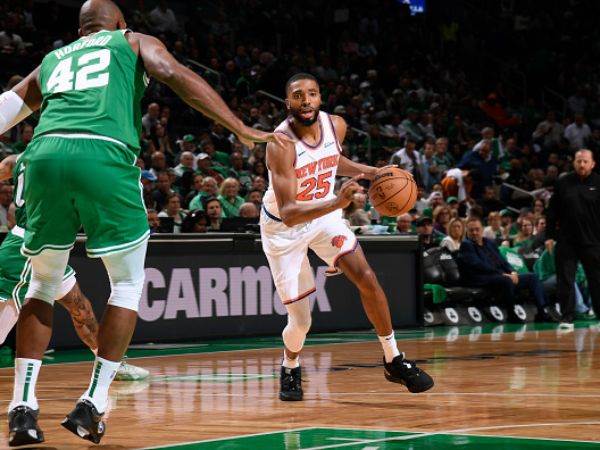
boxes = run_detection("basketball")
[368,167,417,217]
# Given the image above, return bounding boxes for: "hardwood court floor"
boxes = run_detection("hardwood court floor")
[1,323,600,449]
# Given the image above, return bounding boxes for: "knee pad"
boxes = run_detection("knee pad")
[55,273,77,301]
[282,298,312,353]
[107,276,145,311]
[102,241,147,312]
[25,249,70,305]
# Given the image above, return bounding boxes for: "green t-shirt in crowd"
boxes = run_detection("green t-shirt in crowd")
[218,194,245,218]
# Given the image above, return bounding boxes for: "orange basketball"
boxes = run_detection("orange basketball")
[368,167,417,217]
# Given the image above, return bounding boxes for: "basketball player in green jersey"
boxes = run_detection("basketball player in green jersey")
[0,0,287,445]
[0,155,149,384]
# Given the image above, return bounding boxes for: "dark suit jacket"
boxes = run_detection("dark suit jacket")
[457,237,513,285]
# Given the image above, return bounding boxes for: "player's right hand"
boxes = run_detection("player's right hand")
[335,174,365,209]
[237,128,292,150]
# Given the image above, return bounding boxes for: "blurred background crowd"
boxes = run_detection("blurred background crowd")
[0,1,598,317]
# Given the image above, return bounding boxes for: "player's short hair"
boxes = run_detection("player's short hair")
[285,73,318,95]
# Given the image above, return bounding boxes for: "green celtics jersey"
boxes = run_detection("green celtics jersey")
[12,155,26,229]
[34,29,147,150]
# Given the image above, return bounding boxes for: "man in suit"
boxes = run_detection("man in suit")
[457,217,560,322]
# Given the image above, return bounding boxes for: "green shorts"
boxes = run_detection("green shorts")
[22,134,149,258]
[0,232,75,308]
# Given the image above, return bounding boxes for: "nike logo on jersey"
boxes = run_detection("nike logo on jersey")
[324,141,335,148]
[298,151,306,158]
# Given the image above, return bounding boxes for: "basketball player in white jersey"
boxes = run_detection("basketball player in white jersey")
[262,73,434,400]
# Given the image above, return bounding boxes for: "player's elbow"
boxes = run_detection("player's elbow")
[279,206,298,227]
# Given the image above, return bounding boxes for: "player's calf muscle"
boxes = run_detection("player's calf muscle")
[57,284,99,350]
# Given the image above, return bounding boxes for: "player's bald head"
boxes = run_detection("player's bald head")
[79,0,126,36]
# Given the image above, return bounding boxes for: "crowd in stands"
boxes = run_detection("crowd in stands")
[0,1,597,318]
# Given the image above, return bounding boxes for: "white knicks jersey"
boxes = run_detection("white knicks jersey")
[262,111,342,220]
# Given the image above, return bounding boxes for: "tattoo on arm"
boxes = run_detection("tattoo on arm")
[57,284,99,351]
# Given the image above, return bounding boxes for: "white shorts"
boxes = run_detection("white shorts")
[260,207,357,305]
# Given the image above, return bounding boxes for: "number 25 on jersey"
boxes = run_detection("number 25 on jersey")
[47,49,111,94]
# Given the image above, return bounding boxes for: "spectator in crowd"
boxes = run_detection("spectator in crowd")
[458,139,498,198]
[532,111,564,151]
[432,205,451,235]
[189,176,218,211]
[218,178,245,218]
[390,137,424,185]
[532,198,545,219]
[433,137,454,173]
[141,170,157,209]
[344,192,370,226]
[458,217,560,322]
[158,193,186,233]
[480,186,505,218]
[421,141,439,190]
[142,103,160,135]
[416,216,444,250]
[246,188,263,210]
[204,197,223,231]
[201,140,230,170]
[251,176,267,193]
[184,174,204,206]
[196,153,225,185]
[440,218,465,253]
[181,210,209,233]
[564,114,591,151]
[512,217,535,254]
[147,209,160,234]
[239,202,259,219]
[149,0,179,35]
[12,123,33,153]
[152,171,176,211]
[483,211,505,241]
[396,213,414,234]
[149,122,174,160]
[0,184,13,230]
[228,151,253,194]
[174,151,195,178]
[149,151,167,178]
[0,14,26,55]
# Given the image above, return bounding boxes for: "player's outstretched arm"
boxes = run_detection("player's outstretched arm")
[330,114,378,180]
[133,33,287,149]
[0,66,41,135]
[268,140,364,227]
[0,155,18,182]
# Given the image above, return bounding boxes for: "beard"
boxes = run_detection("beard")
[290,106,320,126]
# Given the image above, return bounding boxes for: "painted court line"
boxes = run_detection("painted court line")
[141,427,316,449]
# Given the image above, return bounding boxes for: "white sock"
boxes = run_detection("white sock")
[9,358,41,411]
[79,356,120,414]
[282,351,300,369]
[378,331,401,363]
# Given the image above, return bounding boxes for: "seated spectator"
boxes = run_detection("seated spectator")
[396,213,414,233]
[152,171,175,211]
[204,196,223,231]
[181,210,209,233]
[218,178,245,218]
[184,174,203,207]
[251,160,267,178]
[512,217,535,255]
[188,176,218,211]
[532,198,545,220]
[499,209,515,240]
[440,218,465,253]
[433,137,454,173]
[201,139,230,169]
[416,216,444,250]
[246,189,263,210]
[174,151,195,178]
[149,0,179,35]
[0,14,26,55]
[344,192,370,226]
[141,170,157,209]
[228,151,253,194]
[483,211,505,241]
[195,153,225,184]
[457,217,560,321]
[158,193,186,233]
[389,136,424,185]
[142,103,160,135]
[239,202,259,219]
[564,114,591,151]
[252,175,267,193]
[12,123,33,153]
[480,186,504,218]
[432,205,451,234]
[532,111,564,151]
[149,151,167,178]
[147,209,160,234]
[149,123,174,164]
[478,93,520,128]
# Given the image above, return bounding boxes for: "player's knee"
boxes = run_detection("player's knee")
[107,275,145,312]
[357,269,379,292]
[26,273,62,306]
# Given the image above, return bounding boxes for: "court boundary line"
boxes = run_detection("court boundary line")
[137,422,600,450]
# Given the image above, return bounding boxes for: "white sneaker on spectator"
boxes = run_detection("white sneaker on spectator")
[114,359,150,381]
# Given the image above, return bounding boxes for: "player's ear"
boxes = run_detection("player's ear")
[285,99,291,111]
[118,18,127,30]
[78,27,83,37]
